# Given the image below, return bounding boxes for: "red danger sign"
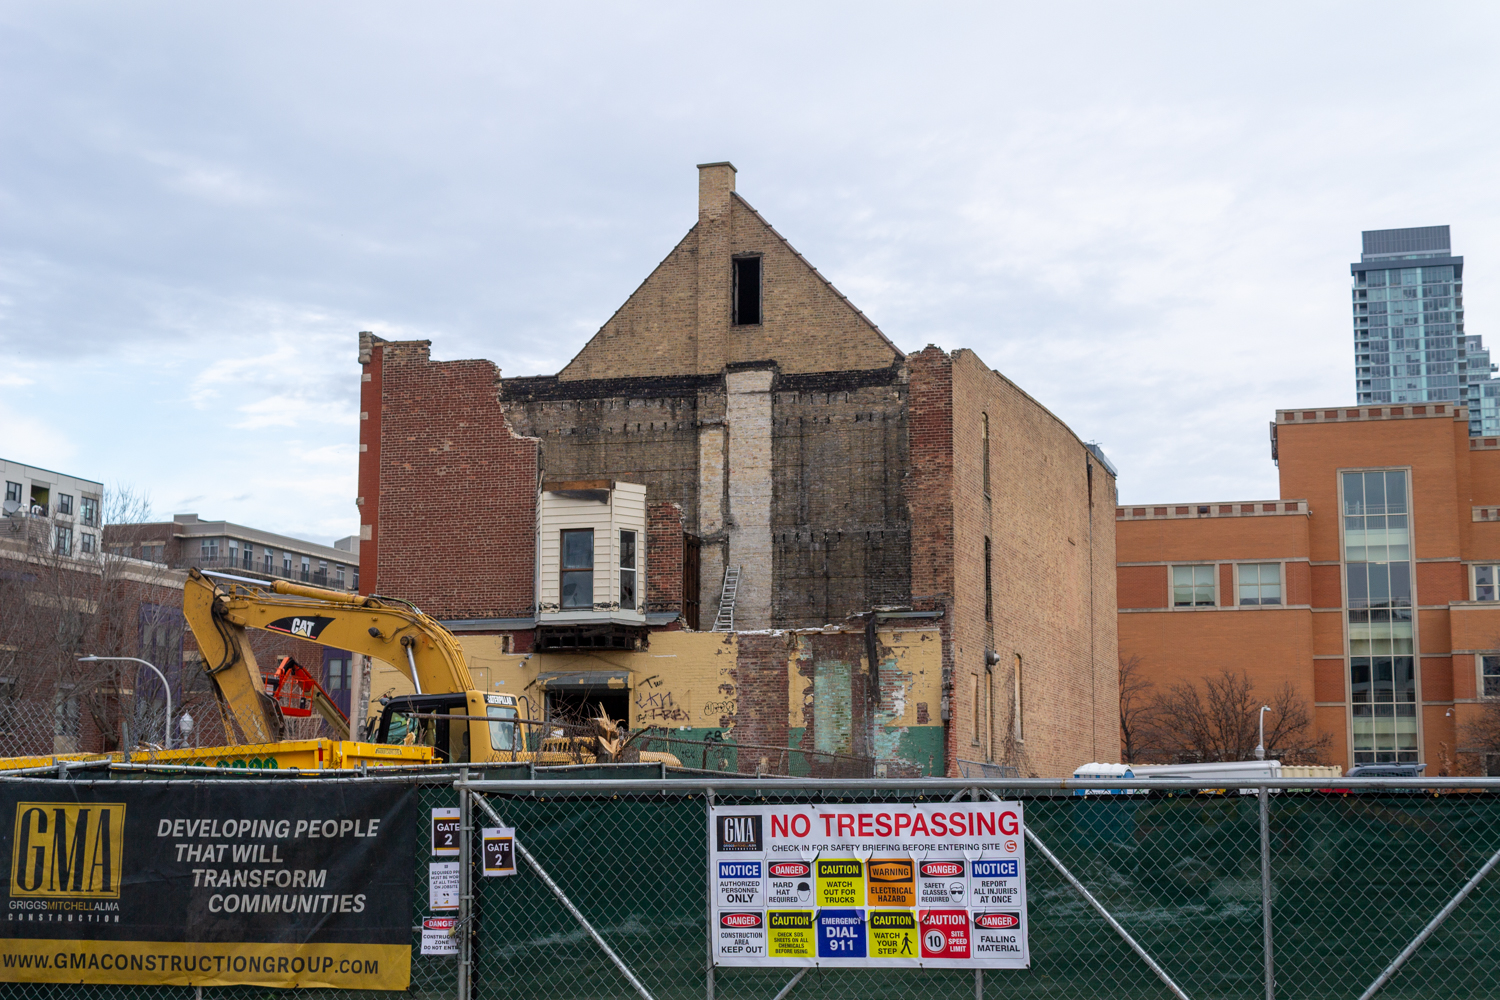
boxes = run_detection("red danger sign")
[769,862,810,878]
[920,910,970,959]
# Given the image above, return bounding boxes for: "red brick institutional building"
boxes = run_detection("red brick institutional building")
[1119,402,1500,772]
[356,162,1117,778]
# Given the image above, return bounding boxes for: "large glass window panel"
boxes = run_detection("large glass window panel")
[1172,565,1215,607]
[560,529,595,609]
[1347,564,1369,608]
[1483,655,1500,697]
[1476,565,1498,601]
[1345,468,1418,764]
[1343,473,1365,515]
[1238,563,1282,605]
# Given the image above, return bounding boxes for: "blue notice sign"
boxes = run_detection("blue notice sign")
[971,860,1018,878]
[718,861,763,879]
[817,908,868,958]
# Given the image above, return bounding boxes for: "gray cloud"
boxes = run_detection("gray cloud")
[2,2,1498,541]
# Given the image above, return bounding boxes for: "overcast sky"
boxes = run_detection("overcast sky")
[3,3,1499,544]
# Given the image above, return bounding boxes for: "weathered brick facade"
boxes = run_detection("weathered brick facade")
[359,336,539,619]
[358,163,1118,776]
[646,501,685,620]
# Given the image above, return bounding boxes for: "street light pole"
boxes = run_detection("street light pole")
[78,656,172,749]
[1255,704,1271,761]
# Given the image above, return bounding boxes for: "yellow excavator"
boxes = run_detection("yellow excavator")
[0,569,673,773]
[179,568,674,768]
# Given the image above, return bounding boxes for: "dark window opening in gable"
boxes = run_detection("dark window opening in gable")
[733,256,762,326]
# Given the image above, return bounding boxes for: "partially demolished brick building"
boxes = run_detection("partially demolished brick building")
[357,163,1116,778]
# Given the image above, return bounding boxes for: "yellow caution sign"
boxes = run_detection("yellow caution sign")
[815,859,864,907]
[766,911,815,959]
[868,910,919,959]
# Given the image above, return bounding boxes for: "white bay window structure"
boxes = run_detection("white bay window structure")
[537,480,647,650]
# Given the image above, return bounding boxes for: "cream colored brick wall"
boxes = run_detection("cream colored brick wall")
[948,350,1118,777]
[558,164,902,381]
[725,368,774,628]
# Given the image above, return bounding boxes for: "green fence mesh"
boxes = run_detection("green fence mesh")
[6,776,1500,1000]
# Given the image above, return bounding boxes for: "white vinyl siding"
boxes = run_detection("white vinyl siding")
[537,482,647,624]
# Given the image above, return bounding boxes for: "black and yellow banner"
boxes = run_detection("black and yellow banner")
[0,780,416,988]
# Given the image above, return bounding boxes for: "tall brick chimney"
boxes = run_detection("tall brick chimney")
[697,161,736,219]
[695,160,736,377]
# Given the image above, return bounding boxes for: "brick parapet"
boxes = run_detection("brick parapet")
[1119,500,1309,520]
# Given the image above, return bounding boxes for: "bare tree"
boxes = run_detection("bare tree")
[1119,654,1161,763]
[0,484,210,756]
[1145,668,1330,764]
[1459,700,1500,776]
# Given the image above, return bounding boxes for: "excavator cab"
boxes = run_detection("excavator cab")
[375,692,520,764]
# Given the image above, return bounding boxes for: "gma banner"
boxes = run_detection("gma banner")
[0,780,416,989]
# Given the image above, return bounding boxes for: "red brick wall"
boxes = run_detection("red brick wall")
[1118,565,1167,609]
[369,339,540,619]
[732,632,791,770]
[358,333,384,594]
[903,347,956,767]
[647,502,684,617]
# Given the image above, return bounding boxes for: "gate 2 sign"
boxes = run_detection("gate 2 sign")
[707,803,1028,969]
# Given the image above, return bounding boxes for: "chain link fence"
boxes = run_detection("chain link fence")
[6,772,1500,1000]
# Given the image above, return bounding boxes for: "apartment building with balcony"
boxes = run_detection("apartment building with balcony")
[105,514,360,592]
[1,458,104,557]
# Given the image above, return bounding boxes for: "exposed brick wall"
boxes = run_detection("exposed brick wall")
[731,632,791,771]
[372,339,540,619]
[912,347,1119,777]
[772,373,911,624]
[502,384,715,534]
[557,169,902,381]
[647,501,684,616]
[904,347,957,768]
[358,332,383,594]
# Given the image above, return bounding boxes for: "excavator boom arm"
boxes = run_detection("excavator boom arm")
[183,570,474,744]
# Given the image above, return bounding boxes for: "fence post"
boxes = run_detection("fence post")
[706,787,716,1000]
[1259,783,1274,1000]
[458,767,472,1000]
[973,786,983,1000]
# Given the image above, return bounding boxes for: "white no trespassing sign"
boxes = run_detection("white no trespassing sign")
[707,803,1028,969]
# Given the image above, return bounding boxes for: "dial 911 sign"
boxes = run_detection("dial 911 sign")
[707,802,1028,969]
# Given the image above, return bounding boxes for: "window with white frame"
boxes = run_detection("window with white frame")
[200,538,219,561]
[1484,655,1500,698]
[561,529,595,609]
[1475,565,1500,601]
[619,530,637,611]
[1172,565,1216,607]
[1238,563,1282,605]
[79,496,98,527]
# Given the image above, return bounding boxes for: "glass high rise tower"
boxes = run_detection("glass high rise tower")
[1353,226,1497,434]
